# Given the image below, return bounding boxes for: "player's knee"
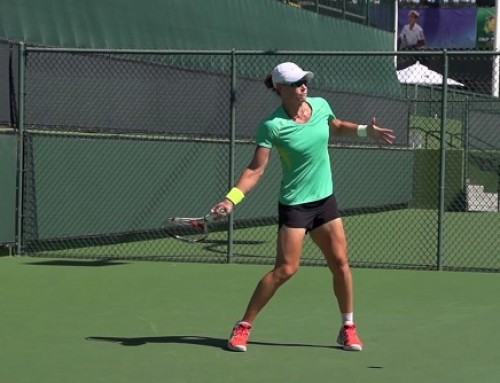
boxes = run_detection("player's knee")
[329,257,350,272]
[273,264,298,283]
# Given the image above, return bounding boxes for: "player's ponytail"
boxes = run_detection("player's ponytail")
[264,74,274,89]
[264,73,280,95]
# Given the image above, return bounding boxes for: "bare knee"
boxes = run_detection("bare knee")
[272,264,299,284]
[328,257,351,275]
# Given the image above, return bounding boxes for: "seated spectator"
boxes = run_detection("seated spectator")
[398,10,426,51]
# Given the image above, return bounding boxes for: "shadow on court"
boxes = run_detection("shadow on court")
[201,240,267,257]
[85,335,339,350]
[203,240,266,245]
[24,260,129,267]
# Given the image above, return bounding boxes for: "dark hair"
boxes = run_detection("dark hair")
[264,74,274,89]
[264,73,281,95]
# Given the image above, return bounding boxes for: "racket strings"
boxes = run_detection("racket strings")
[188,219,206,230]
[166,211,227,243]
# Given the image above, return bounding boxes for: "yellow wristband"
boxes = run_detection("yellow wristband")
[225,187,245,205]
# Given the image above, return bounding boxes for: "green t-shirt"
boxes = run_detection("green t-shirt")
[256,97,336,205]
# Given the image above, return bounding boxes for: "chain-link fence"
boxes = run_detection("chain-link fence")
[15,46,500,271]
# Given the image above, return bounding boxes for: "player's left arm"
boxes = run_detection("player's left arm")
[330,117,396,145]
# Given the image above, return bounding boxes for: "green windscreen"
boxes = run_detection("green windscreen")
[0,0,393,50]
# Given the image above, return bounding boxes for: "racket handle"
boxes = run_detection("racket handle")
[217,207,227,217]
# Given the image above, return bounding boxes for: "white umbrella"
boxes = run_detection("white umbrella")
[397,61,464,87]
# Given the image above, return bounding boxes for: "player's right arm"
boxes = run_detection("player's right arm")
[213,146,271,215]
[234,146,271,195]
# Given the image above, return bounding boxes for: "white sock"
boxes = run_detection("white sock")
[341,313,354,326]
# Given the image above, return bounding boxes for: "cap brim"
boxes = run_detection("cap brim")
[272,69,314,86]
[304,71,314,81]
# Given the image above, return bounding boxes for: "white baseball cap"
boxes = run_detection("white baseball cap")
[271,62,314,86]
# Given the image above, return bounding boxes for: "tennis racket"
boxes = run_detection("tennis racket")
[167,209,226,243]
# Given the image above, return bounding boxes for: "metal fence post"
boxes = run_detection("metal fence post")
[16,42,25,256]
[437,50,449,271]
[227,49,237,263]
[463,95,470,212]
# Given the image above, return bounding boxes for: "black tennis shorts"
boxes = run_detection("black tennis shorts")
[278,194,341,233]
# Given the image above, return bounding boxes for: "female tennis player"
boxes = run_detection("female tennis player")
[211,62,395,352]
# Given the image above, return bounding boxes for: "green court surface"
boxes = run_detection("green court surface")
[1,256,499,383]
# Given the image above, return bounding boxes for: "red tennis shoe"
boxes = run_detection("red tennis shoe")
[337,323,363,351]
[227,321,252,352]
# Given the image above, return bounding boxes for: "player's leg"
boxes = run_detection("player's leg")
[227,225,306,352]
[310,217,363,351]
[310,217,353,313]
[242,225,306,322]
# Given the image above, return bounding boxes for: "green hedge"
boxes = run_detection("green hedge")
[412,149,464,211]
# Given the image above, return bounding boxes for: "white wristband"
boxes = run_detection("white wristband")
[357,124,368,137]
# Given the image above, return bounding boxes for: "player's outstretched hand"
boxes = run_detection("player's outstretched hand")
[368,117,396,145]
